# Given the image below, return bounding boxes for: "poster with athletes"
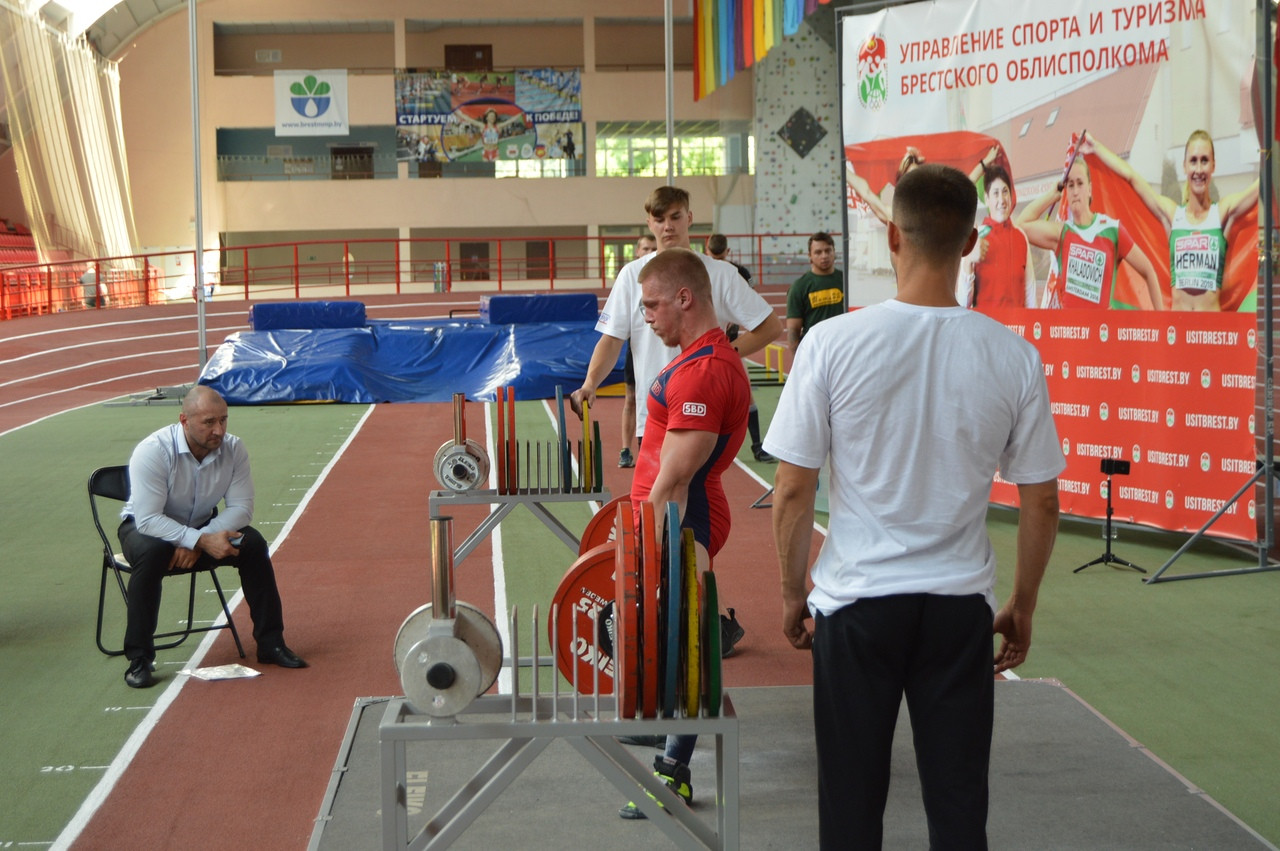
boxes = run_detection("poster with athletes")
[839,0,1261,541]
[394,69,583,164]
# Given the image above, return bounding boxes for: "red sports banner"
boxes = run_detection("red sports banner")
[985,309,1258,540]
[839,0,1262,542]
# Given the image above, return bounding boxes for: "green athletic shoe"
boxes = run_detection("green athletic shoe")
[618,756,693,820]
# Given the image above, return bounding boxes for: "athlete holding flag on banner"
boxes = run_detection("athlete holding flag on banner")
[1018,132,1164,311]
[1082,129,1259,312]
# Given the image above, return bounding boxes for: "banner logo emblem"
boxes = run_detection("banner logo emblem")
[289,75,331,118]
[857,35,888,111]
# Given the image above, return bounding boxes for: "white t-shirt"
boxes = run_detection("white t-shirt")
[763,299,1065,615]
[597,252,774,436]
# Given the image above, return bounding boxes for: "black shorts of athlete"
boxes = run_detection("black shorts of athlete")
[624,344,635,387]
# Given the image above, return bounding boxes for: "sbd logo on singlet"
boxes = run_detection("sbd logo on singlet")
[683,402,707,417]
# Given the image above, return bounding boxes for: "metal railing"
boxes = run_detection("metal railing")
[0,232,832,321]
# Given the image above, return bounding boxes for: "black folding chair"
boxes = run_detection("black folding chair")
[90,465,245,658]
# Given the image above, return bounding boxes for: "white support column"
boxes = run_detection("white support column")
[399,225,413,286]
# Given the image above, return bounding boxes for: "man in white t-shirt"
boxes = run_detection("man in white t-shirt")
[765,164,1064,848]
[570,186,780,445]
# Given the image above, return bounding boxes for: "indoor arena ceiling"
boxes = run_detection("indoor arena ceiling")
[27,2,661,62]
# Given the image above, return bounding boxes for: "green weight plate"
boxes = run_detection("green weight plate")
[592,420,603,492]
[702,570,721,717]
[582,397,593,492]
[662,501,682,718]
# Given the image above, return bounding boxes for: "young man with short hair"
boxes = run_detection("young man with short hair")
[768,165,1063,847]
[785,232,844,351]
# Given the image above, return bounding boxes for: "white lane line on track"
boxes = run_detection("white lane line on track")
[51,402,378,851]
[731,456,828,536]
[486,400,514,695]
[0,325,244,367]
[0,309,249,344]
[0,347,196,389]
[0,363,200,414]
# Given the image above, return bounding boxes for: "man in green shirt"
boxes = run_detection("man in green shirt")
[786,232,844,350]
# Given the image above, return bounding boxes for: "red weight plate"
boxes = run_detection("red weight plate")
[638,501,660,719]
[578,494,630,556]
[614,503,639,719]
[548,542,618,696]
[505,386,517,493]
[495,388,507,494]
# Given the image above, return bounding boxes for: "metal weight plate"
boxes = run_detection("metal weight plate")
[638,501,660,719]
[661,502,682,718]
[682,528,700,718]
[702,571,722,717]
[579,495,630,555]
[434,439,490,492]
[401,633,483,717]
[614,503,639,719]
[394,601,503,696]
[547,542,618,695]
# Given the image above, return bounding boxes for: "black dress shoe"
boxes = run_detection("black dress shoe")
[125,658,155,689]
[257,644,308,668]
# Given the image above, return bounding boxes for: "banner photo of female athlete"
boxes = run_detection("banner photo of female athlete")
[838,0,1261,540]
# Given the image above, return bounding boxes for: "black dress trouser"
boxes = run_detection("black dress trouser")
[118,520,285,661]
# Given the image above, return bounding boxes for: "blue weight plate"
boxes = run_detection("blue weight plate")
[662,501,682,718]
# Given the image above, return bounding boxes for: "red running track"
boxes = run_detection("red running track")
[4,292,809,849]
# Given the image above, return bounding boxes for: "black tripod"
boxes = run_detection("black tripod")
[1074,465,1145,574]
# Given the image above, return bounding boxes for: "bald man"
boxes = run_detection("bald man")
[118,386,306,688]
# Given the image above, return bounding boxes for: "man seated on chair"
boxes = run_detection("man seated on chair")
[118,385,306,688]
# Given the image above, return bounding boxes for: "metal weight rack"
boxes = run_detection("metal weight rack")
[380,604,741,851]
[383,515,740,850]
[430,386,609,568]
[428,487,610,568]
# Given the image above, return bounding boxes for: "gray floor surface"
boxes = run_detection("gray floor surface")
[310,679,1273,850]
